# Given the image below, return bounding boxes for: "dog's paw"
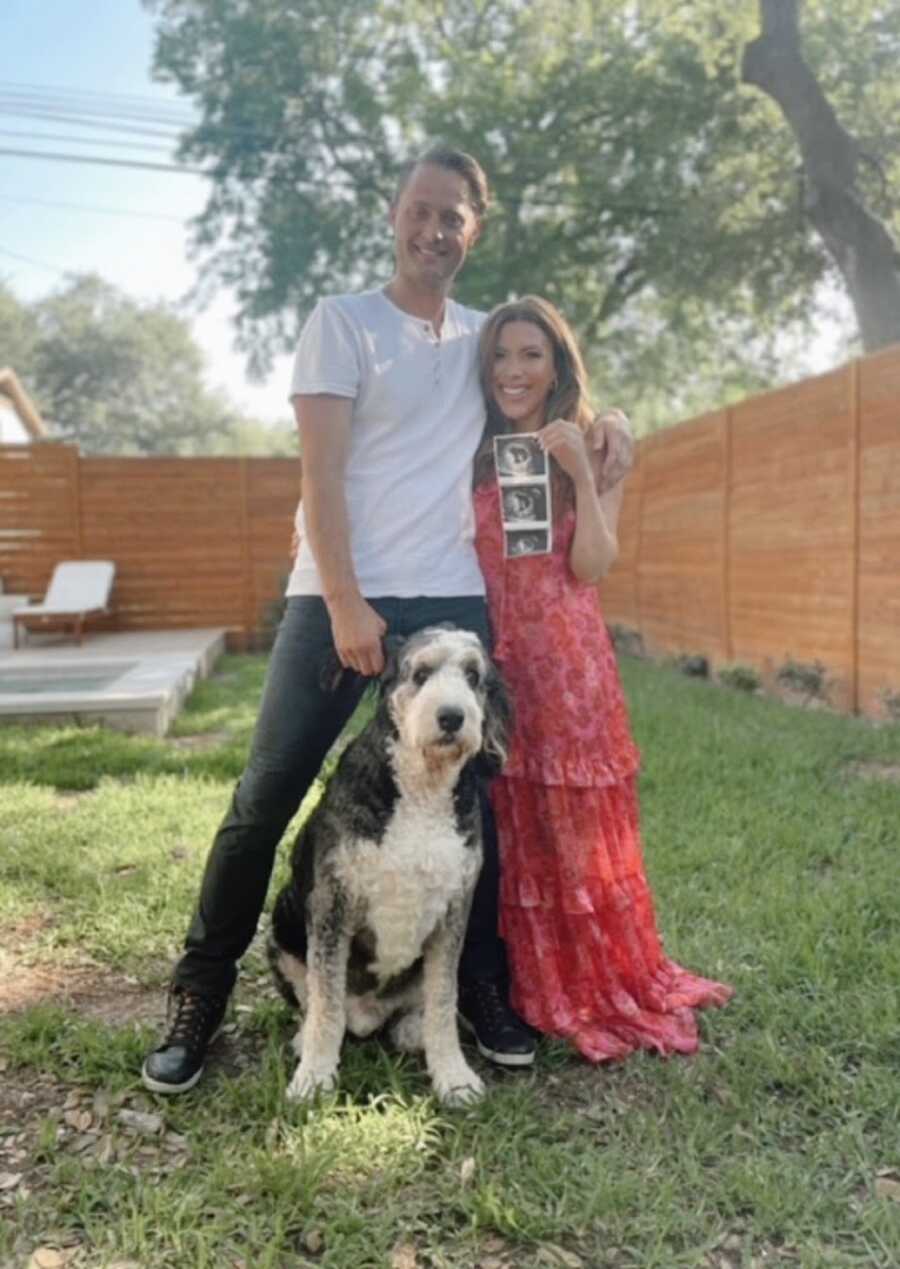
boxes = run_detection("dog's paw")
[389,1009,424,1053]
[285,1061,337,1103]
[432,1063,485,1108]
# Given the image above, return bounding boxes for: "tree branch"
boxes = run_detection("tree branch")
[741,0,900,350]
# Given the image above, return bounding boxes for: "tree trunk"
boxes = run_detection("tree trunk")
[742,0,900,351]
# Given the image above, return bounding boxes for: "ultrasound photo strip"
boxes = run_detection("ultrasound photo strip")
[494,432,552,557]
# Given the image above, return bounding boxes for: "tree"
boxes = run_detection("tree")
[0,280,40,380]
[742,0,900,350]
[209,415,298,456]
[3,275,294,455]
[27,275,234,454]
[145,0,900,421]
[7,274,283,456]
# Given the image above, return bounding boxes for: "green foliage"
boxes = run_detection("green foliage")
[0,278,40,377]
[143,0,900,419]
[29,274,235,455]
[718,663,762,693]
[1,276,295,455]
[607,622,647,659]
[776,657,829,701]
[881,688,900,722]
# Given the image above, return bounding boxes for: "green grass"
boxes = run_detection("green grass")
[1,655,899,1268]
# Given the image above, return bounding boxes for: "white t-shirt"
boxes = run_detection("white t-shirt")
[286,288,487,598]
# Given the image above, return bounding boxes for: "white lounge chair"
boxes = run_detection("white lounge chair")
[13,561,116,648]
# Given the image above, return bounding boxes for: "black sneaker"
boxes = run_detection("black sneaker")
[141,988,228,1095]
[458,979,536,1068]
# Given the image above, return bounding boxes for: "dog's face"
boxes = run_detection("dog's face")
[384,626,510,774]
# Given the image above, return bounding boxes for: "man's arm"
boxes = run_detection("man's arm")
[293,394,386,676]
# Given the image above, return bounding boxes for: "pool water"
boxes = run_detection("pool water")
[0,664,135,695]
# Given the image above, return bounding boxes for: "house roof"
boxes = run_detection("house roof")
[0,368,48,441]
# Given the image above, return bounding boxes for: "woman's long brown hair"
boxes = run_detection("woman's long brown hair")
[474,296,594,511]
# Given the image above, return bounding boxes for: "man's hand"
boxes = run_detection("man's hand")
[326,593,387,677]
[539,419,593,486]
[588,408,634,493]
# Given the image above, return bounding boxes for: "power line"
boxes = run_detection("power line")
[0,85,286,144]
[0,245,70,276]
[0,82,685,216]
[0,128,176,156]
[0,193,187,224]
[0,81,197,124]
[0,104,186,140]
[0,147,208,177]
[0,144,678,216]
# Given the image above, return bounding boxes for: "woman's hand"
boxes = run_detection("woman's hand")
[588,408,634,492]
[539,419,593,486]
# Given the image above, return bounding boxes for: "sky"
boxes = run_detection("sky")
[1,0,294,424]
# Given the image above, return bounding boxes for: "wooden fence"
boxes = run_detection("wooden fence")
[0,446,300,650]
[2,341,898,711]
[602,343,900,717]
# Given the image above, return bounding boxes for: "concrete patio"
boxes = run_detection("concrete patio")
[0,627,227,736]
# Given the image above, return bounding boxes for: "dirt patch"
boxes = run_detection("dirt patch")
[0,917,155,1026]
[845,760,900,783]
[0,952,154,1027]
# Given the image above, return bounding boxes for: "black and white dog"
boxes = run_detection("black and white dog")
[268,625,511,1107]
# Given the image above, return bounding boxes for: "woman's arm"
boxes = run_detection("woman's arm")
[540,420,624,583]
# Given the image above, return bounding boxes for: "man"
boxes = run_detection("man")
[142,144,632,1094]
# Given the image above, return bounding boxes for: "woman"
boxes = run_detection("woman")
[473,296,731,1062]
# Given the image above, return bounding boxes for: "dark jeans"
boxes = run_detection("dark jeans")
[173,595,506,998]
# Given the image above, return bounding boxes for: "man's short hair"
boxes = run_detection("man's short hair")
[393,144,491,220]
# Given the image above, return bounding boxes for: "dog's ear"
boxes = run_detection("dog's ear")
[478,662,513,778]
[379,634,406,690]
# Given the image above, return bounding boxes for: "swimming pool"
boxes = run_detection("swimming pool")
[0,664,137,695]
[0,630,225,736]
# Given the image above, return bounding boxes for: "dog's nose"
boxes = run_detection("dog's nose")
[437,706,465,734]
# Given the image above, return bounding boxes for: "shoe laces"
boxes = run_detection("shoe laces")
[471,978,510,1027]
[165,990,223,1050]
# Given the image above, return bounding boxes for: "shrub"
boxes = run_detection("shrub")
[880,688,900,721]
[608,624,646,659]
[776,657,828,701]
[718,663,761,693]
[673,653,709,678]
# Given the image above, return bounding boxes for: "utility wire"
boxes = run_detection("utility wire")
[0,193,187,224]
[0,105,187,140]
[0,81,197,123]
[0,147,208,176]
[0,145,675,215]
[0,82,683,216]
[0,245,70,276]
[0,128,176,155]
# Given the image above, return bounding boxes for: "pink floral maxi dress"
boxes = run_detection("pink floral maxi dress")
[474,481,732,1061]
